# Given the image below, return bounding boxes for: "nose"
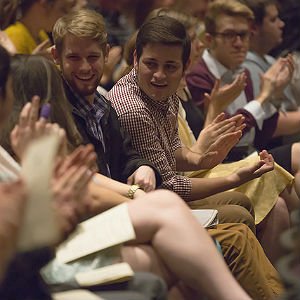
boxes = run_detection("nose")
[153,67,166,80]
[279,18,285,28]
[233,35,244,47]
[80,58,92,72]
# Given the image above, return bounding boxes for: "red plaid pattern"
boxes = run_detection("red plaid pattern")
[107,69,192,200]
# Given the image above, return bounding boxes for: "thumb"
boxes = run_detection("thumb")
[127,174,134,185]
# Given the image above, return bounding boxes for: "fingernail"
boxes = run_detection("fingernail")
[40,103,51,119]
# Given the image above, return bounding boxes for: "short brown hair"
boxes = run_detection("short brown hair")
[136,15,191,66]
[205,0,254,34]
[52,9,107,55]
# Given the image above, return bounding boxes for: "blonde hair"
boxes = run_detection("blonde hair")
[205,0,254,34]
[53,9,107,54]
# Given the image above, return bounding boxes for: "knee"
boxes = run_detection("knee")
[228,192,255,218]
[218,205,256,234]
[147,189,188,212]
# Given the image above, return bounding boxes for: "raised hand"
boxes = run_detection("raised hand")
[204,73,247,125]
[259,54,295,104]
[10,96,66,160]
[52,144,97,239]
[197,130,243,169]
[194,113,245,156]
[231,150,274,185]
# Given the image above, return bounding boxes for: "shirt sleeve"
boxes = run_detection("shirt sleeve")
[118,109,192,200]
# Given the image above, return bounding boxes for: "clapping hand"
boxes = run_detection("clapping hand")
[194,114,245,169]
[52,144,97,239]
[10,96,66,160]
[204,72,247,114]
[231,150,274,185]
[260,54,295,103]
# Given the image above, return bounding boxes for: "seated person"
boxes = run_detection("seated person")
[4,0,75,55]
[0,44,280,300]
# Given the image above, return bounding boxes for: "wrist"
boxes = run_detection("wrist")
[127,184,142,199]
[226,173,240,188]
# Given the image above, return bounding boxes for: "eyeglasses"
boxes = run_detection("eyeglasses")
[212,30,251,42]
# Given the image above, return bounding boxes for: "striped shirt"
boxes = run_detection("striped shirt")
[107,69,192,200]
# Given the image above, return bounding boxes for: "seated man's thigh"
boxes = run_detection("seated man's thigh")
[189,192,255,232]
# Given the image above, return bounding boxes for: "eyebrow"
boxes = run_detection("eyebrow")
[143,58,180,64]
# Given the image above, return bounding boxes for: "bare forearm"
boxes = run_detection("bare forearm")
[175,147,204,172]
[92,173,133,197]
[190,176,238,200]
[204,105,221,127]
[87,182,129,216]
[273,111,300,137]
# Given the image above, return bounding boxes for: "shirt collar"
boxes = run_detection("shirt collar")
[203,49,228,79]
[203,49,245,83]
[63,76,108,118]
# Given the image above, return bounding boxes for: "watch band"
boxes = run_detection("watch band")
[127,184,141,199]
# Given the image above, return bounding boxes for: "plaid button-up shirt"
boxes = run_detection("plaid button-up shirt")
[65,80,111,177]
[107,69,192,200]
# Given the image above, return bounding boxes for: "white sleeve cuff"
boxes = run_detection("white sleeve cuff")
[243,100,265,130]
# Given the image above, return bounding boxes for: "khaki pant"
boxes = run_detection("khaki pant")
[210,223,283,300]
[189,191,256,233]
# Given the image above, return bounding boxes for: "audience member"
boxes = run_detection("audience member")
[172,0,210,20]
[240,0,300,143]
[186,0,300,184]
[0,44,98,299]
[5,44,284,300]
[4,0,75,55]
[0,47,275,300]
[52,9,262,232]
[108,12,275,208]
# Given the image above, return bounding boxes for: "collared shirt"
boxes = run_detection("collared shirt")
[64,80,111,176]
[202,49,270,147]
[107,69,192,200]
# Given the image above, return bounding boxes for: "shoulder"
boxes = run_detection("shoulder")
[187,58,215,83]
[107,72,146,116]
[244,51,269,73]
[5,22,35,53]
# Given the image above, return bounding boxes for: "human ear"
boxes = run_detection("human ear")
[204,33,213,48]
[133,50,138,70]
[51,46,60,65]
[104,44,110,63]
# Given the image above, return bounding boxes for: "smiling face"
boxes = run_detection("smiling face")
[134,43,185,102]
[207,14,250,70]
[53,33,107,103]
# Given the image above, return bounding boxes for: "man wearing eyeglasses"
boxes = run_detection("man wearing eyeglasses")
[186,0,293,164]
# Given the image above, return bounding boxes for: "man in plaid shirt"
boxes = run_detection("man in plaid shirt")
[107,15,275,227]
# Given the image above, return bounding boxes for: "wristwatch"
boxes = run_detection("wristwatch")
[127,184,141,199]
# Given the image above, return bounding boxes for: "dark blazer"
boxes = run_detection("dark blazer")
[64,84,162,185]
